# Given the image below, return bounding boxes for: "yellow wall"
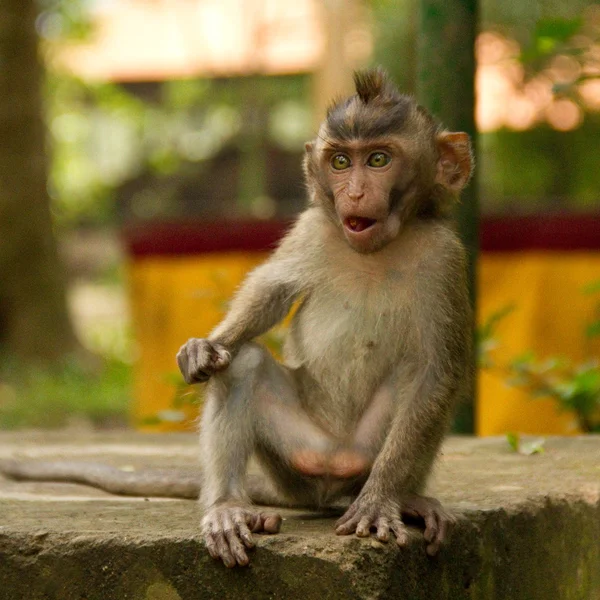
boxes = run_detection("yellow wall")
[477,252,600,435]
[128,252,266,431]
[128,250,600,435]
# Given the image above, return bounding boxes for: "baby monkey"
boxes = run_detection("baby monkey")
[2,68,473,568]
[178,67,473,566]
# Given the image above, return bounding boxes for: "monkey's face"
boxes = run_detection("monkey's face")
[304,69,473,254]
[320,139,410,254]
[307,128,472,254]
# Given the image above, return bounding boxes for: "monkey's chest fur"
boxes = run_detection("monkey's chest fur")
[284,251,414,436]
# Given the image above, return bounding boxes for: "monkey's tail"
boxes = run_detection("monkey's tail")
[0,459,201,499]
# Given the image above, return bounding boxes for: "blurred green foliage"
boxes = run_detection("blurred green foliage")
[479,120,600,213]
[506,431,546,454]
[0,276,133,429]
[45,71,311,227]
[39,0,600,229]
[37,0,94,41]
[477,304,516,368]
[0,358,130,429]
[584,280,600,339]
[480,282,600,433]
[509,354,600,433]
[21,1,599,429]
[371,0,600,215]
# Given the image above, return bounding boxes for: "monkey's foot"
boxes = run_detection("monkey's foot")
[335,492,410,545]
[335,492,456,556]
[291,449,369,478]
[201,504,282,568]
[400,494,457,556]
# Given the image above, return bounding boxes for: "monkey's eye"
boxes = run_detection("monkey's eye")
[367,152,391,168]
[331,154,351,170]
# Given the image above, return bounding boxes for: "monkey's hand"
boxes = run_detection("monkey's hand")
[335,492,455,556]
[201,503,282,567]
[177,338,231,384]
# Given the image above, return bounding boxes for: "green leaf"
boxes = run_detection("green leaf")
[536,36,558,55]
[535,18,583,43]
[519,438,546,456]
[478,304,516,342]
[510,352,536,371]
[573,368,600,393]
[506,432,545,455]
[555,382,577,401]
[583,281,600,294]
[506,431,520,452]
[586,322,600,339]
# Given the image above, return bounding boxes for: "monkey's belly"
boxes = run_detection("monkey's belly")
[285,327,398,437]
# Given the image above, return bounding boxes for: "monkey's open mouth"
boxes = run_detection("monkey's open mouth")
[345,216,377,233]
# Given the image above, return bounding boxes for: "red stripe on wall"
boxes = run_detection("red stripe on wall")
[123,216,600,257]
[123,220,291,257]
[480,216,600,252]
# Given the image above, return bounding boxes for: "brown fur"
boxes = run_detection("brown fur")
[183,69,473,566]
[1,69,473,568]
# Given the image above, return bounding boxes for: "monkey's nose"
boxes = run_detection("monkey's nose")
[348,189,365,201]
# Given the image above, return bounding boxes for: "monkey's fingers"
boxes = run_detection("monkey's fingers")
[390,520,410,547]
[210,344,231,371]
[177,349,208,384]
[402,496,455,555]
[205,533,220,560]
[235,516,255,549]
[422,510,439,544]
[355,515,375,538]
[224,528,251,567]
[251,511,282,534]
[189,351,211,382]
[335,503,358,531]
[374,517,390,542]
[335,511,362,535]
[212,531,237,568]
[426,510,456,556]
[176,350,194,385]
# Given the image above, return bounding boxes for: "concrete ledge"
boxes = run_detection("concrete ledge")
[1,433,599,600]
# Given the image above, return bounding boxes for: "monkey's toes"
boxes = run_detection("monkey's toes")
[401,494,456,556]
[251,511,282,534]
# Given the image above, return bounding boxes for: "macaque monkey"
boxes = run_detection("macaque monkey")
[1,68,473,568]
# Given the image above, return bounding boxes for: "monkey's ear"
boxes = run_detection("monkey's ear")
[305,142,313,154]
[435,132,473,193]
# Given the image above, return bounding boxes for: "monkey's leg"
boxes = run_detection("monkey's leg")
[335,371,461,556]
[200,342,348,567]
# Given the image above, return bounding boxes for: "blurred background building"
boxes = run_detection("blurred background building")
[1,0,599,436]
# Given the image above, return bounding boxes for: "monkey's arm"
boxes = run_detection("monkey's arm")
[177,213,314,384]
[208,258,300,353]
[337,245,471,553]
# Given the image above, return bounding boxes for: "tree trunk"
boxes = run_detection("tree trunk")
[0,0,79,363]
[417,0,479,433]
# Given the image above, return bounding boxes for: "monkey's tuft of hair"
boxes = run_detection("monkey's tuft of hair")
[353,67,400,104]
